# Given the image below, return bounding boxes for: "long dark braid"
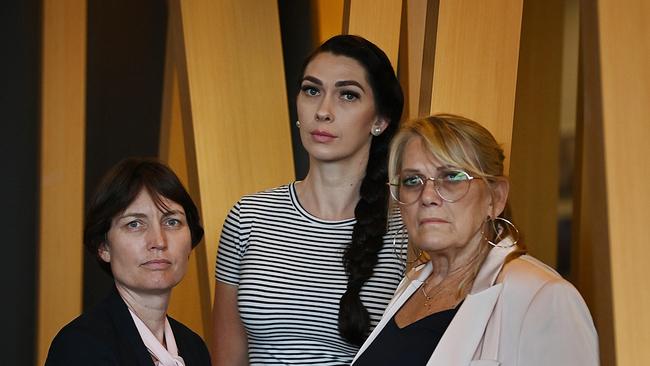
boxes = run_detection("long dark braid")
[299,35,404,345]
[340,123,397,345]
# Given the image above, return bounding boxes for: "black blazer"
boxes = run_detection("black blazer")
[45,287,210,366]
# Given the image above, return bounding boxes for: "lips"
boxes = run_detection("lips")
[311,129,336,142]
[141,259,172,269]
[420,217,449,225]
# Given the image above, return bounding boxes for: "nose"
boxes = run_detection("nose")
[147,225,167,251]
[315,94,334,122]
[420,179,442,206]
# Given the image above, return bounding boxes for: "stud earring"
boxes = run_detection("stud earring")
[296,120,301,128]
[371,126,382,136]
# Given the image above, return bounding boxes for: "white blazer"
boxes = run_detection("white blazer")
[352,240,599,366]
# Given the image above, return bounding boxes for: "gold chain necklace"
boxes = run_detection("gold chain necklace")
[419,249,485,310]
[420,280,447,310]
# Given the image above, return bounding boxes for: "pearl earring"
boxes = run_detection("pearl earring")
[371,126,382,136]
[296,120,301,128]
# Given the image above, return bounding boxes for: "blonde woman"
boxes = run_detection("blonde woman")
[352,115,598,366]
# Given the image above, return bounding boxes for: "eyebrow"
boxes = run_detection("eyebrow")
[334,80,365,91]
[301,75,322,85]
[400,165,460,173]
[117,209,185,221]
[301,76,366,92]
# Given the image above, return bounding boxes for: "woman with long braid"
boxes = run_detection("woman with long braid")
[211,35,405,365]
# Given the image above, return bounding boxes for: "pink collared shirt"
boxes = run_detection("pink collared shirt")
[128,308,185,366]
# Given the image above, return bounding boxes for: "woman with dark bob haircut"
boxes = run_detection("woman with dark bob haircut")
[46,157,211,366]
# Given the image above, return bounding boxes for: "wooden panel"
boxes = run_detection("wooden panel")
[509,0,564,267]
[314,0,344,43]
[37,0,86,364]
[170,0,295,304]
[428,0,524,171]
[399,0,429,119]
[159,18,210,340]
[344,0,403,69]
[597,0,650,363]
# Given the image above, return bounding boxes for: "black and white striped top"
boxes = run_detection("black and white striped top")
[216,183,406,365]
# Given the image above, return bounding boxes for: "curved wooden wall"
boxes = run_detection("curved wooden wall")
[35,1,649,365]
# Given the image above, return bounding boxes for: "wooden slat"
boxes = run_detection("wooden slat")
[314,0,344,43]
[37,0,86,364]
[509,0,565,267]
[597,0,650,363]
[170,0,295,306]
[344,0,403,69]
[159,16,210,340]
[428,0,524,171]
[398,0,429,119]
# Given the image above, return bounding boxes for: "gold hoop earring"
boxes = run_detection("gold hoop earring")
[483,217,519,248]
[392,224,423,266]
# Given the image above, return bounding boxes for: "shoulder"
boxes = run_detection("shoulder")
[499,254,594,326]
[222,184,291,220]
[45,310,116,365]
[500,254,567,291]
[239,184,291,202]
[499,258,599,364]
[168,317,211,365]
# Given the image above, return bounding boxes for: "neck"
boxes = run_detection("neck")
[116,282,170,344]
[296,156,368,220]
[425,232,486,288]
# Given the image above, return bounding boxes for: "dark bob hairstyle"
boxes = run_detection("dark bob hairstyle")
[84,157,204,275]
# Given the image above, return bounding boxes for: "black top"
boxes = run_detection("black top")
[353,303,461,366]
[45,287,211,366]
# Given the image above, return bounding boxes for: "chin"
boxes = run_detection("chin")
[415,239,452,254]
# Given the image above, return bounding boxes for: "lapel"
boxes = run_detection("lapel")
[426,242,515,365]
[352,263,433,363]
[169,317,202,365]
[106,288,155,366]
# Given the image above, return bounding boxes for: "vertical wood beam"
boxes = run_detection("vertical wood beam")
[595,0,650,363]
[159,16,210,339]
[509,0,565,267]
[37,0,86,364]
[398,0,430,120]
[314,0,344,44]
[428,0,524,171]
[169,0,295,308]
[344,0,403,69]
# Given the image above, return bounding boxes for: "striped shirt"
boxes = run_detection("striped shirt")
[216,183,406,365]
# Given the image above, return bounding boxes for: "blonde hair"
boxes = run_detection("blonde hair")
[389,114,525,296]
[388,114,505,185]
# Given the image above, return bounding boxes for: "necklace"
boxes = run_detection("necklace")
[420,280,446,310]
[419,249,485,310]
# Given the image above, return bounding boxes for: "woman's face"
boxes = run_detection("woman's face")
[100,189,192,295]
[297,52,387,164]
[398,138,503,256]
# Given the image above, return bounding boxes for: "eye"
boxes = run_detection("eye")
[340,90,360,101]
[442,170,471,182]
[401,175,424,187]
[125,220,143,230]
[164,218,183,228]
[301,85,320,96]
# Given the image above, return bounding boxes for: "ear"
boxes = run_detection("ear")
[371,116,389,135]
[487,178,509,218]
[98,242,111,263]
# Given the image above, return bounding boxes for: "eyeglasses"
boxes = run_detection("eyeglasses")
[388,170,476,204]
